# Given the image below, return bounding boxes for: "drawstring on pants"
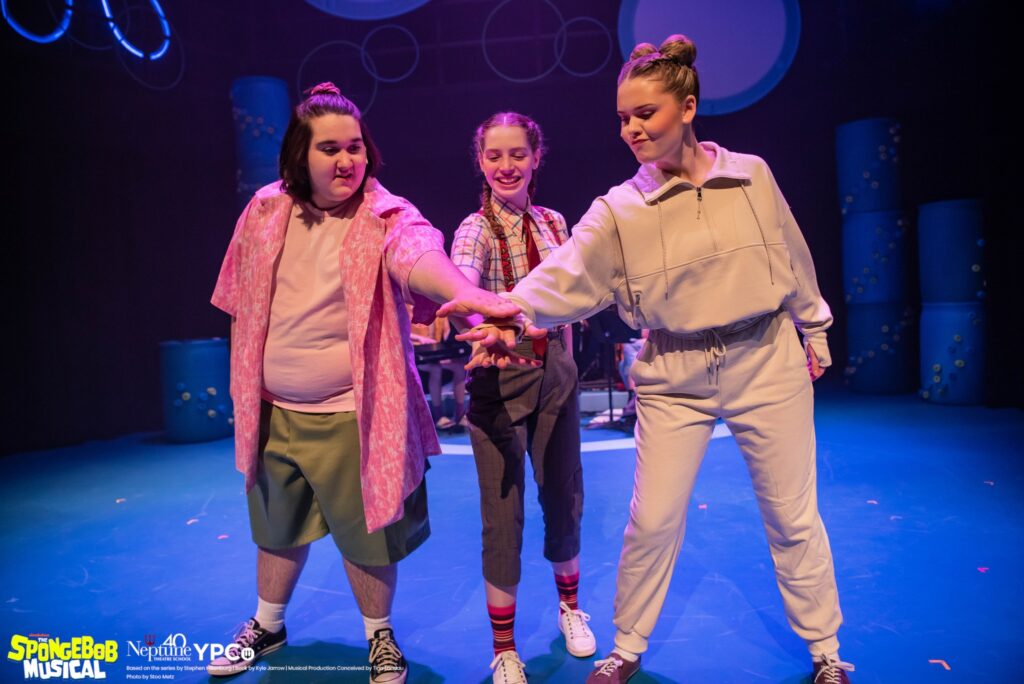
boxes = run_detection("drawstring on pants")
[702,329,726,384]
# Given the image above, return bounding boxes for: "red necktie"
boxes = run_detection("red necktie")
[522,213,548,359]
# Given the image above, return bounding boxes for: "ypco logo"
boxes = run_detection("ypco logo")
[125,633,250,663]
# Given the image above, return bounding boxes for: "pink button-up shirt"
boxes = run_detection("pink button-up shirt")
[212,178,443,533]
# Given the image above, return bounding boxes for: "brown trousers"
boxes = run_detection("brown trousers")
[466,330,583,586]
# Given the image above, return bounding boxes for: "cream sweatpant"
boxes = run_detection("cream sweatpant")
[612,311,842,657]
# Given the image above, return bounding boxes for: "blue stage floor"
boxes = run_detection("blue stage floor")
[2,387,1022,682]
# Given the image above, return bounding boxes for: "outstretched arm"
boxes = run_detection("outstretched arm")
[499,198,622,328]
[407,251,521,324]
[439,198,622,327]
[380,203,520,326]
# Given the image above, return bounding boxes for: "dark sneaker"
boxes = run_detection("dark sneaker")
[207,618,286,676]
[813,655,855,683]
[586,653,640,683]
[369,628,408,683]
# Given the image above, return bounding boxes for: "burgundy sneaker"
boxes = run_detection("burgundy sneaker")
[586,653,640,683]
[813,654,854,683]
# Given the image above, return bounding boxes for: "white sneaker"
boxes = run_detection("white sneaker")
[490,649,527,684]
[558,601,596,657]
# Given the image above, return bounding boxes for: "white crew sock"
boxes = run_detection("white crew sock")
[363,614,393,640]
[254,597,287,633]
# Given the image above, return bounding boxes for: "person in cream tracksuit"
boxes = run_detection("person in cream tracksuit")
[447,33,853,684]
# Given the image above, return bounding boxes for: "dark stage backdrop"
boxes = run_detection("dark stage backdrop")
[1,0,1012,455]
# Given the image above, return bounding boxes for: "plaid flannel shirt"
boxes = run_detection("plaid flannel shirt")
[451,198,568,293]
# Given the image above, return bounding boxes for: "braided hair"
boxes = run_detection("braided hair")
[471,111,546,241]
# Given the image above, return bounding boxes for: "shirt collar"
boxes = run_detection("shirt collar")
[490,196,532,231]
[631,141,752,204]
[300,198,356,223]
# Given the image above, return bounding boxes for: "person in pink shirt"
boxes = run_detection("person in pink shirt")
[208,82,517,683]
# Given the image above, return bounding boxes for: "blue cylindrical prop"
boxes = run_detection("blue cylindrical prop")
[918,199,985,303]
[835,117,902,214]
[842,210,909,305]
[919,302,985,405]
[844,303,916,394]
[230,77,291,207]
[160,339,234,443]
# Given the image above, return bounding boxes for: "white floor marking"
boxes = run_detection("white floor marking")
[438,422,730,455]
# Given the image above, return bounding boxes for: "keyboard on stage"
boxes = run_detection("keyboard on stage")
[413,341,471,365]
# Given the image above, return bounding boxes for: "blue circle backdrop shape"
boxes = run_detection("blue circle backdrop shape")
[617,0,801,116]
[361,24,419,83]
[555,16,613,78]
[482,0,566,83]
[2,0,73,44]
[297,40,379,114]
[101,0,171,60]
[304,0,430,21]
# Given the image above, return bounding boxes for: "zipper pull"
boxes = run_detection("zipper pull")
[696,187,703,220]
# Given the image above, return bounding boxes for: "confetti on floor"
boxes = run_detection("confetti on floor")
[115,498,126,504]
[5,389,1019,682]
[928,659,951,670]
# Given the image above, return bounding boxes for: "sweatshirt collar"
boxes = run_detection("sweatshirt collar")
[631,141,751,204]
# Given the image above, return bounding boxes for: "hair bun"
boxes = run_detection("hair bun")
[628,42,659,61]
[309,81,341,96]
[658,34,696,67]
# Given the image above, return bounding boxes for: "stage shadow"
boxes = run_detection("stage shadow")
[202,640,442,683]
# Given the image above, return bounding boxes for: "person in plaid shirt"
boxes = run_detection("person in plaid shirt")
[450,112,595,684]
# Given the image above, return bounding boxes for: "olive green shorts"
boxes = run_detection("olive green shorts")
[247,402,430,566]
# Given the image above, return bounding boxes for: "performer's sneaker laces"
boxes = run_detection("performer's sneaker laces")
[558,602,596,657]
[813,655,855,684]
[489,650,527,684]
[368,628,407,683]
[593,657,624,675]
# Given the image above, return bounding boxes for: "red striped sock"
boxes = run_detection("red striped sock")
[555,571,580,612]
[488,602,516,655]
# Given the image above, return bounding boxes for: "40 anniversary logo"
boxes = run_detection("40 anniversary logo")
[126,633,251,664]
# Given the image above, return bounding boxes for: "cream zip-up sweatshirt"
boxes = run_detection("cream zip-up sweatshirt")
[502,142,833,366]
